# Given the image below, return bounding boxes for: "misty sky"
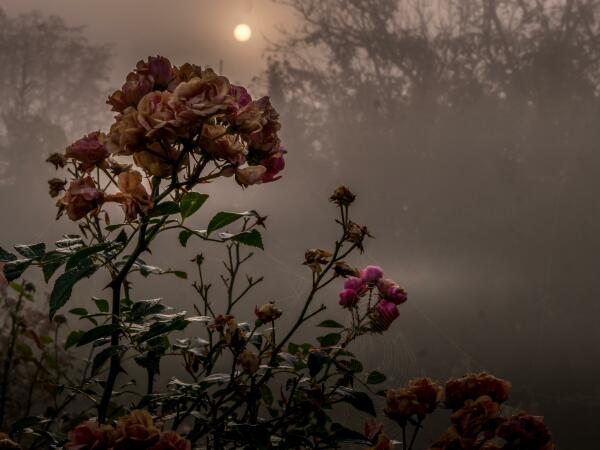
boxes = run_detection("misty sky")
[2,0,295,86]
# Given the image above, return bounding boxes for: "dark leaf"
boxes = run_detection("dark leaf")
[14,243,46,260]
[366,371,387,385]
[0,247,17,262]
[10,416,48,434]
[180,192,209,219]
[69,308,88,316]
[94,298,109,313]
[77,324,121,347]
[231,229,264,249]
[130,299,166,322]
[317,333,341,347]
[137,316,188,343]
[92,345,123,374]
[149,201,180,217]
[179,230,193,247]
[334,386,376,416]
[49,260,97,317]
[318,320,345,329]
[65,330,85,349]
[66,243,111,271]
[207,211,248,235]
[308,351,327,377]
[40,251,67,282]
[3,259,33,282]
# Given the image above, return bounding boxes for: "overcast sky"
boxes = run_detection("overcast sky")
[2,0,295,86]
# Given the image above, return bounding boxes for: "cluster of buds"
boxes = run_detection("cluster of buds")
[49,55,285,222]
[337,265,407,331]
[430,374,554,450]
[65,410,191,450]
[384,377,442,426]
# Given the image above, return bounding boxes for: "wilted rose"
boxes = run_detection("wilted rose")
[65,420,115,450]
[496,413,554,450]
[149,431,191,450]
[57,177,104,221]
[133,143,182,178]
[303,249,333,273]
[238,350,260,374]
[377,278,407,305]
[235,165,267,187]
[384,387,418,426]
[106,171,153,221]
[451,395,502,439]
[255,303,282,323]
[201,124,246,165]
[146,56,173,89]
[65,132,109,171]
[105,107,145,156]
[114,410,160,449]
[122,71,154,107]
[46,152,67,169]
[444,373,512,411]
[137,91,181,140]
[408,377,443,417]
[334,261,359,278]
[48,178,67,198]
[171,69,233,120]
[330,185,356,206]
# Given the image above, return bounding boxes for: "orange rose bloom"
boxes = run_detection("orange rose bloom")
[114,410,160,449]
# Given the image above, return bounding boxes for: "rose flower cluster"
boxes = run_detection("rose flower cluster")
[48,55,285,222]
[338,265,407,331]
[430,373,554,450]
[66,410,191,450]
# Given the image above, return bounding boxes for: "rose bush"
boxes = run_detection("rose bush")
[0,55,555,449]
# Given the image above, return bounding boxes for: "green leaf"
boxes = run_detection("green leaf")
[130,299,166,322]
[180,192,209,219]
[49,261,97,318]
[92,345,123,374]
[207,211,247,235]
[65,330,85,349]
[334,386,376,416]
[173,271,188,279]
[76,324,121,347]
[14,243,46,260]
[41,251,67,282]
[231,229,264,249]
[3,259,33,282]
[55,236,84,249]
[105,224,125,232]
[366,371,387,384]
[66,243,111,271]
[318,320,345,329]
[94,298,109,313]
[149,201,180,217]
[69,308,89,316]
[0,247,16,262]
[317,333,342,347]
[308,351,327,377]
[137,316,188,343]
[178,230,193,247]
[116,229,128,245]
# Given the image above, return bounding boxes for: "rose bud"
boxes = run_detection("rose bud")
[255,303,282,323]
[360,265,384,283]
[334,261,359,278]
[330,185,356,206]
[339,288,359,308]
[237,350,260,374]
[48,178,67,198]
[147,55,173,89]
[377,278,407,305]
[149,431,191,450]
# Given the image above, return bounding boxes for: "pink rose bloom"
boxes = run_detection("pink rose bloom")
[339,288,359,307]
[360,265,384,283]
[377,278,407,305]
[344,276,366,294]
[147,55,173,88]
[230,84,252,107]
[374,300,399,330]
[65,132,109,171]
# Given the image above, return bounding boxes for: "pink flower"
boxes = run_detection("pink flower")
[344,276,366,294]
[374,300,399,330]
[65,132,109,170]
[339,288,359,307]
[261,154,285,183]
[360,265,384,283]
[230,84,252,107]
[377,278,407,305]
[57,177,104,221]
[147,55,173,89]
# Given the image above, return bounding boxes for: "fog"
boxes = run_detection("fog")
[1,0,599,447]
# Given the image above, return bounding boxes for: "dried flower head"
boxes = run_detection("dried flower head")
[303,249,333,273]
[255,302,282,323]
[330,185,356,206]
[48,178,67,198]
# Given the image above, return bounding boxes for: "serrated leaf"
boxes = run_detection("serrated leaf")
[180,192,209,219]
[231,229,264,249]
[366,370,387,384]
[14,243,46,260]
[334,386,376,416]
[49,261,97,318]
[66,243,111,271]
[41,251,67,282]
[207,211,248,235]
[179,230,193,247]
[3,259,33,282]
[76,324,121,347]
[0,247,17,262]
[65,330,85,349]
[130,299,166,322]
[318,320,344,328]
[149,201,180,217]
[94,298,109,313]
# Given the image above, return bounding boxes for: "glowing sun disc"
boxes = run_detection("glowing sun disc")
[234,23,252,42]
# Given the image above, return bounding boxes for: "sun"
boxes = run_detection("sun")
[233,23,252,42]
